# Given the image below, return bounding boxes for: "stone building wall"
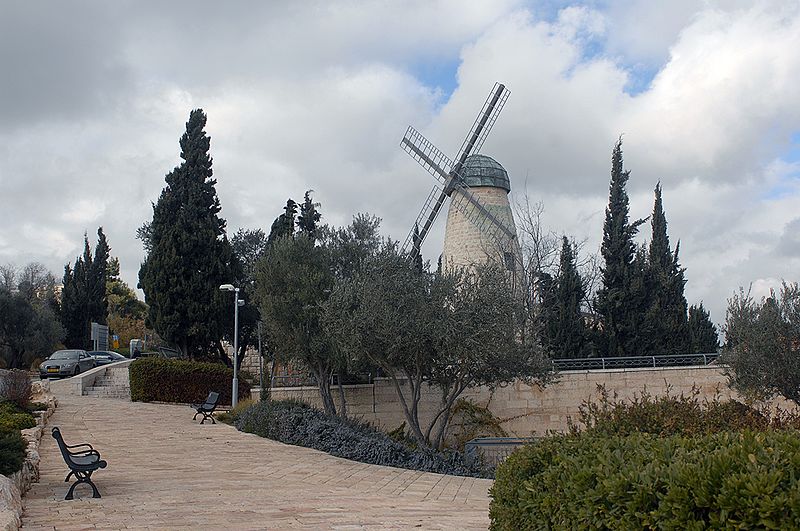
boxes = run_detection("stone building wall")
[264,366,794,437]
[441,186,522,275]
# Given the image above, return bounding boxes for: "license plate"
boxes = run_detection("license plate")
[47,367,58,373]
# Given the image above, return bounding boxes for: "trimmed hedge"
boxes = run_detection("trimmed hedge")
[490,431,800,530]
[234,399,489,477]
[129,358,250,404]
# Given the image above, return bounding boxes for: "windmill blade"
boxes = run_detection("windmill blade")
[453,83,510,169]
[401,186,448,255]
[400,126,454,187]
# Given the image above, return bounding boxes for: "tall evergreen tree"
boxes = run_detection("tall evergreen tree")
[644,183,690,355]
[88,227,110,326]
[596,139,647,357]
[138,109,234,359]
[60,236,92,348]
[411,223,424,273]
[542,237,587,358]
[688,303,719,353]
[266,199,297,247]
[296,190,321,240]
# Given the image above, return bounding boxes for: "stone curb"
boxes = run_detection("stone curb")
[0,381,58,531]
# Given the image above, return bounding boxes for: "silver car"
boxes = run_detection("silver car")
[39,350,95,379]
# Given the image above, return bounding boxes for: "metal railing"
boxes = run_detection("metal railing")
[552,353,720,372]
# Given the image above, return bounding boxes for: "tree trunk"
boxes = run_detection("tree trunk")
[311,366,337,416]
[336,369,347,418]
[388,372,426,446]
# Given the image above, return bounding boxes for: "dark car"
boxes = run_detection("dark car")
[88,351,127,366]
[39,350,95,379]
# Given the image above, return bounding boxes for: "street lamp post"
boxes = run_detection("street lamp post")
[219,283,243,408]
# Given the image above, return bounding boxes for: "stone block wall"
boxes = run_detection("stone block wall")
[265,366,791,437]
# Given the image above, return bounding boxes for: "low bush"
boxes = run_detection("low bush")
[570,384,800,437]
[0,401,36,431]
[491,430,800,530]
[0,425,26,476]
[129,358,250,405]
[234,399,488,477]
[0,369,32,410]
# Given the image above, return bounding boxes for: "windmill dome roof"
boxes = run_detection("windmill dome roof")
[461,154,510,192]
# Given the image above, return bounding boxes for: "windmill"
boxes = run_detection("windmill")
[401,83,521,273]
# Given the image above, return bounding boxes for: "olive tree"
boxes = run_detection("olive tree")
[722,282,800,405]
[323,245,554,449]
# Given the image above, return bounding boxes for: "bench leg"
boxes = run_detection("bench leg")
[201,411,215,424]
[65,471,74,482]
[193,411,200,420]
[65,471,101,500]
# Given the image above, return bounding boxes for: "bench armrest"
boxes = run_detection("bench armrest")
[66,442,94,451]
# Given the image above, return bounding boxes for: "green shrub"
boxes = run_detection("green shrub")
[491,431,800,530]
[0,401,36,431]
[570,384,800,437]
[235,399,489,477]
[129,358,250,405]
[0,425,26,476]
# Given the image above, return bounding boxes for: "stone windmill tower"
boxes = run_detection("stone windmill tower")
[400,83,522,283]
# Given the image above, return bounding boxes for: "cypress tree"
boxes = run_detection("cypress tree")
[411,224,424,273]
[644,183,691,355]
[596,139,646,357]
[267,199,297,247]
[88,227,110,326]
[688,303,719,353]
[138,109,234,358]
[543,237,586,358]
[296,191,321,241]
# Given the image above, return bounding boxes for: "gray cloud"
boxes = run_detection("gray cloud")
[1,0,798,328]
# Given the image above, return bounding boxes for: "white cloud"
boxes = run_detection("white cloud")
[0,0,798,328]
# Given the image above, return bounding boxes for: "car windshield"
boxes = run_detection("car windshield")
[50,351,79,360]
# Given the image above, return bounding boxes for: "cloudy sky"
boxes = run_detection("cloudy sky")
[1,0,798,325]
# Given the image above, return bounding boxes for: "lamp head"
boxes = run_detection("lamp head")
[219,284,235,292]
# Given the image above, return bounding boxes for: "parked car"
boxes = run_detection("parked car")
[39,350,95,379]
[88,351,127,366]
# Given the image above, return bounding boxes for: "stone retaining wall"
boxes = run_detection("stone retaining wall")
[263,365,791,437]
[0,381,57,531]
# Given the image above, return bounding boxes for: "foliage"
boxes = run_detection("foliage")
[138,109,234,359]
[324,245,554,449]
[448,398,508,451]
[689,302,719,352]
[256,234,339,414]
[596,139,648,357]
[266,199,297,247]
[0,369,32,410]
[0,289,64,369]
[722,282,800,405]
[568,385,800,437]
[61,229,111,348]
[540,237,587,358]
[0,425,26,476]
[0,401,36,431]
[129,357,250,405]
[490,430,800,530]
[296,190,321,240]
[643,183,691,356]
[234,399,489,477]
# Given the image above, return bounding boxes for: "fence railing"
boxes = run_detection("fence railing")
[465,437,537,467]
[552,353,720,372]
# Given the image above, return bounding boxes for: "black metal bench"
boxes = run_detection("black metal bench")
[51,427,107,500]
[192,391,220,424]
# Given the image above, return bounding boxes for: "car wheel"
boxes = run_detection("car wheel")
[74,367,80,376]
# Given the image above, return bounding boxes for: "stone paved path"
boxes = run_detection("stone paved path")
[22,395,492,530]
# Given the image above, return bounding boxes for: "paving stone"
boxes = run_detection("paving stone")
[22,395,492,529]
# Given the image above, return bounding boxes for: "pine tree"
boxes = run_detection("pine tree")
[644,183,691,355]
[296,191,321,241]
[596,139,647,357]
[543,237,586,358]
[688,303,719,353]
[138,109,234,358]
